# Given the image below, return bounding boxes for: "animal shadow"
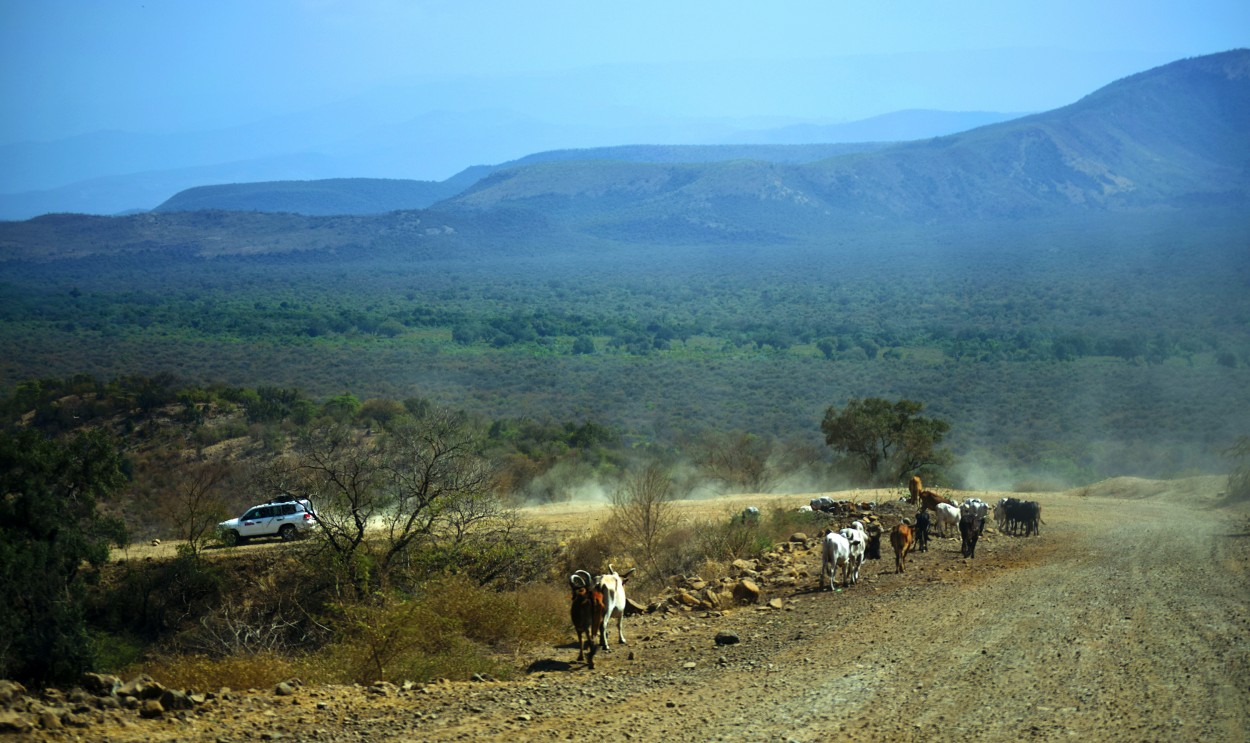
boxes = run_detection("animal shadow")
[526,658,574,673]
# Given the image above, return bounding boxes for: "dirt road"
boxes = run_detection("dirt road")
[59,478,1250,741]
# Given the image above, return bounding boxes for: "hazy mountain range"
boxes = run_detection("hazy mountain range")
[0,109,1021,221]
[2,50,1246,255]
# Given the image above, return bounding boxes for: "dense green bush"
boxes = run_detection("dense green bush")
[0,429,128,685]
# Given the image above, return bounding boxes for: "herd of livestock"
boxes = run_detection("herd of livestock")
[569,478,1043,669]
[819,476,1043,589]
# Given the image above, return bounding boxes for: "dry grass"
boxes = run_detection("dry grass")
[128,652,311,692]
[319,575,569,685]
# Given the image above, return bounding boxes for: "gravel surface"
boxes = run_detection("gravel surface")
[29,477,1250,742]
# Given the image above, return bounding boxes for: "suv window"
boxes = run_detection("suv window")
[281,504,297,516]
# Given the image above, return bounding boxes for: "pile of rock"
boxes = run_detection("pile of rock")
[642,532,824,614]
[0,672,212,734]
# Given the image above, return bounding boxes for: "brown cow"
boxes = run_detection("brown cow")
[890,522,915,573]
[908,475,923,504]
[918,489,954,513]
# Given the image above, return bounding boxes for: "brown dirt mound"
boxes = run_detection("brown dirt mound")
[1070,474,1226,502]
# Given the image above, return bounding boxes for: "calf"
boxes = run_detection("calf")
[908,475,923,504]
[838,521,868,586]
[595,564,635,651]
[913,510,931,552]
[820,529,853,590]
[891,522,915,573]
[569,570,604,668]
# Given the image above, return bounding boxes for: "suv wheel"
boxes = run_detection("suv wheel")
[279,524,297,542]
[222,530,242,547]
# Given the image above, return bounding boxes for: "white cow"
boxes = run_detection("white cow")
[934,502,960,538]
[820,529,853,590]
[960,499,989,533]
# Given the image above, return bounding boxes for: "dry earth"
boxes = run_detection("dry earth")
[21,477,1250,742]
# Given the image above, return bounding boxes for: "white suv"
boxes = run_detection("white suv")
[218,498,317,545]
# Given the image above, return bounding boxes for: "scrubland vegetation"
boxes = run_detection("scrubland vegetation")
[2,205,1247,692]
[4,366,1247,691]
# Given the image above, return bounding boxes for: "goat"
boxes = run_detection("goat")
[820,528,853,590]
[595,564,635,651]
[913,510,931,553]
[908,475,923,504]
[838,521,868,586]
[934,502,960,538]
[891,522,915,573]
[569,570,604,668]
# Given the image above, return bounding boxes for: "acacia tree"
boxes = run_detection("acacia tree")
[163,458,234,557]
[610,463,684,579]
[692,431,778,493]
[270,408,502,597]
[377,409,501,562]
[820,397,951,484]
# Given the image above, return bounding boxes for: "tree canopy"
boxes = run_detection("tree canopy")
[820,397,951,484]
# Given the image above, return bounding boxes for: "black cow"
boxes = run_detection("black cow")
[960,511,984,557]
[913,510,931,553]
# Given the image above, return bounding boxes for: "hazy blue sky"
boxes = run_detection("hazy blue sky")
[3,0,1247,144]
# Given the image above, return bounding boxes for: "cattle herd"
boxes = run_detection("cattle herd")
[570,479,1043,668]
[819,477,1043,590]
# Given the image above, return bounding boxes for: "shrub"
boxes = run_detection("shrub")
[691,517,772,562]
[90,631,145,674]
[561,524,629,580]
[321,577,567,684]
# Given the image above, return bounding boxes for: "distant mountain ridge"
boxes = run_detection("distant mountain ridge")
[151,142,892,216]
[1,109,1020,220]
[153,178,465,216]
[439,50,1250,233]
